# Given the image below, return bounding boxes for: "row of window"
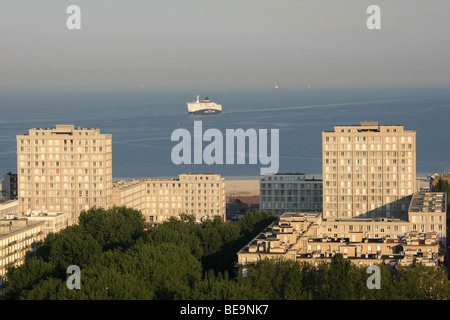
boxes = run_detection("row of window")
[261,197,322,203]
[324,166,414,173]
[146,183,221,189]
[20,138,104,145]
[261,183,321,189]
[147,202,221,208]
[325,135,412,143]
[19,161,108,169]
[324,188,413,196]
[326,180,411,187]
[323,195,410,202]
[148,208,222,216]
[0,228,41,249]
[261,190,322,196]
[260,203,321,209]
[323,211,408,218]
[180,175,218,181]
[19,146,106,153]
[324,151,413,158]
[324,143,413,151]
[261,176,306,182]
[325,158,413,165]
[324,173,414,180]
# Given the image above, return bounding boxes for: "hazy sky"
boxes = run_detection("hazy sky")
[1,0,449,89]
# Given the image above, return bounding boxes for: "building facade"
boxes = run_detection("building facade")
[0,200,18,219]
[260,173,322,216]
[27,212,71,237]
[16,125,113,225]
[2,172,18,200]
[322,121,416,220]
[0,219,45,293]
[112,173,226,223]
[237,194,446,275]
[408,192,446,243]
[237,122,447,274]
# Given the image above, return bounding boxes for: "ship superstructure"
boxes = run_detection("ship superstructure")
[187,95,222,115]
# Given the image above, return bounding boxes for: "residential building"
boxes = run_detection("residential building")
[0,219,45,293]
[112,173,226,223]
[27,212,71,237]
[112,179,148,217]
[237,122,447,274]
[16,125,113,225]
[0,200,18,219]
[408,192,447,244]
[322,121,416,220]
[236,200,445,275]
[2,172,18,200]
[236,212,323,276]
[320,217,410,240]
[260,173,322,216]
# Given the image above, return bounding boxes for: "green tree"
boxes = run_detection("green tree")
[237,210,277,240]
[352,263,397,300]
[190,270,255,300]
[326,254,356,300]
[4,259,56,300]
[35,232,58,261]
[78,206,146,251]
[301,260,330,300]
[284,261,311,300]
[392,264,450,300]
[197,216,241,273]
[125,242,203,299]
[143,215,204,259]
[71,262,154,300]
[18,277,68,300]
[47,225,102,274]
[242,259,309,300]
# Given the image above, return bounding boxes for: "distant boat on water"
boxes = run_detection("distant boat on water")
[187,95,222,116]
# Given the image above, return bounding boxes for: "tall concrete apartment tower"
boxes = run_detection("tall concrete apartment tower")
[16,125,113,225]
[322,122,416,220]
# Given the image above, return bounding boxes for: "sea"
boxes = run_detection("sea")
[0,85,449,180]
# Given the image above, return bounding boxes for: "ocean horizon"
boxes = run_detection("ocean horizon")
[1,85,450,180]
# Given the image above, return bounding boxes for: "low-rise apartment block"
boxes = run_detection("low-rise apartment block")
[0,200,18,219]
[260,173,322,216]
[408,192,446,242]
[27,212,71,237]
[113,173,226,223]
[0,219,45,293]
[237,191,446,274]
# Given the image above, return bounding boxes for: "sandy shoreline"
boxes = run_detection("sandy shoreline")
[225,179,260,197]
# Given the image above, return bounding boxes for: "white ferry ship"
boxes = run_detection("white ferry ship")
[187,95,222,115]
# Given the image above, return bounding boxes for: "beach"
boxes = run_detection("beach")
[225,177,260,196]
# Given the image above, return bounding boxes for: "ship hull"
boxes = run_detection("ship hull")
[188,109,222,116]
